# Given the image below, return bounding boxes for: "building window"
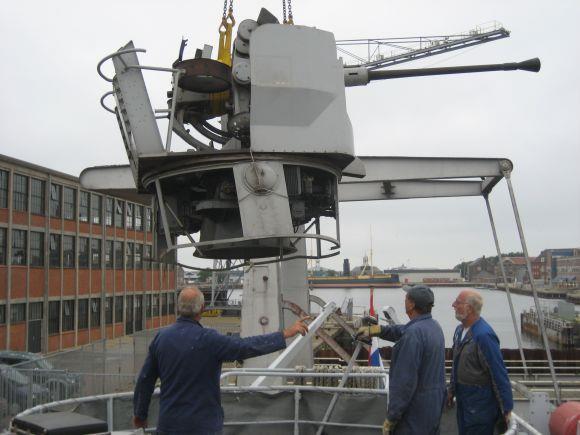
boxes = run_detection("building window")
[126,242,134,269]
[0,305,6,325]
[126,203,134,229]
[78,237,89,268]
[10,304,26,323]
[91,239,101,268]
[63,235,75,268]
[91,194,102,225]
[12,174,28,212]
[29,302,43,321]
[78,299,89,329]
[30,178,45,215]
[0,170,8,208]
[62,300,75,332]
[114,241,124,270]
[115,296,123,323]
[135,205,143,231]
[105,198,113,226]
[145,294,152,318]
[145,207,152,232]
[50,184,61,218]
[115,200,124,228]
[144,245,152,270]
[152,294,159,316]
[162,293,168,316]
[79,191,89,222]
[168,293,175,315]
[90,299,101,327]
[135,244,143,269]
[105,297,113,324]
[105,240,113,269]
[12,229,27,265]
[30,231,44,267]
[49,234,61,267]
[0,228,6,265]
[63,187,76,220]
[48,301,60,334]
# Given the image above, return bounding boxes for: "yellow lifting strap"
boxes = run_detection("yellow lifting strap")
[218,10,235,66]
[211,8,235,116]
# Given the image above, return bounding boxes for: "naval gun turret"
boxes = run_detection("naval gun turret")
[88,8,539,266]
[85,7,540,372]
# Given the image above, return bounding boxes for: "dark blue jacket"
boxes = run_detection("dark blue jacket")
[380,314,446,435]
[451,317,513,414]
[133,317,286,434]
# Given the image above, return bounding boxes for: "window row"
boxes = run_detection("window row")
[0,228,162,270]
[48,294,175,333]
[0,170,152,231]
[0,294,176,331]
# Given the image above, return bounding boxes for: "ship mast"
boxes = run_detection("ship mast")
[370,225,374,278]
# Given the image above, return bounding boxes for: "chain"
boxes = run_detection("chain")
[222,0,227,19]
[282,0,287,24]
[287,0,293,24]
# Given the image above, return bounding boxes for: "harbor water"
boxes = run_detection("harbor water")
[310,286,571,349]
[227,286,574,349]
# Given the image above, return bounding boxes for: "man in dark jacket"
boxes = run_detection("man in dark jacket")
[132,286,309,435]
[357,285,446,434]
[449,290,513,435]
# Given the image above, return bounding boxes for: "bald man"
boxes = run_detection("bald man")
[449,290,513,435]
[133,286,309,435]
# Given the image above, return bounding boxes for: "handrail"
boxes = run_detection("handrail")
[97,48,146,82]
[505,412,543,435]
[100,91,116,114]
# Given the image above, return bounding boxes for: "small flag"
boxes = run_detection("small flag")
[369,336,383,368]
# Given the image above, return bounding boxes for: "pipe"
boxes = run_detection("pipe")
[503,172,561,404]
[484,195,529,376]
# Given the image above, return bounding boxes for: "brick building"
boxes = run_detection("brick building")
[466,256,496,284]
[536,248,580,284]
[495,257,530,283]
[556,256,580,283]
[0,154,177,354]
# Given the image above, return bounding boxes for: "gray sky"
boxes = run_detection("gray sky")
[1,0,578,271]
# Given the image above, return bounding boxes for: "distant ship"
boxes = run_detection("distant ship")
[521,301,580,347]
[308,273,400,288]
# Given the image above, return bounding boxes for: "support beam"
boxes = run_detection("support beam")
[342,156,512,183]
[339,179,483,201]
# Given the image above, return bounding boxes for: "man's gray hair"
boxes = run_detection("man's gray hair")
[465,292,483,315]
[178,288,205,317]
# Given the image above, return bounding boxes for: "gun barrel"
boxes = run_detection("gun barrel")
[367,58,541,82]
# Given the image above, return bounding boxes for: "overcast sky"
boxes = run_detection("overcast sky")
[1,0,578,271]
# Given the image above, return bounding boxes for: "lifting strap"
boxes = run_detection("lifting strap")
[218,2,235,66]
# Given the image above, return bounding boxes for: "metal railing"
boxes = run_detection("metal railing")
[18,369,541,435]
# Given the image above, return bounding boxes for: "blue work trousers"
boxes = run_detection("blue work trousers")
[456,383,501,435]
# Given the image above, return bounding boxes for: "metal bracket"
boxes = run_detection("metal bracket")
[251,302,337,387]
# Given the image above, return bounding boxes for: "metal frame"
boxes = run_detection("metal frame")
[251,301,337,387]
[97,47,184,153]
[338,156,561,404]
[338,25,509,70]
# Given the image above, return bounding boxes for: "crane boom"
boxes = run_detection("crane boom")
[338,22,510,70]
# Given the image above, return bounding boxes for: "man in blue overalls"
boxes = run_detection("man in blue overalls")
[132,286,309,435]
[357,285,446,434]
[449,290,513,435]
